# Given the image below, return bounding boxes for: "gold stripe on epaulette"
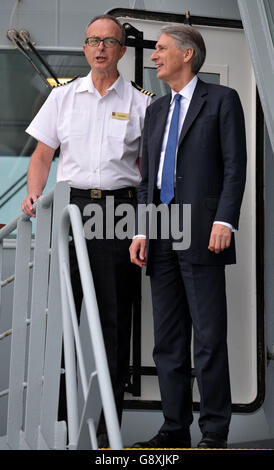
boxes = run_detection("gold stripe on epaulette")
[47,76,79,87]
[131,81,156,98]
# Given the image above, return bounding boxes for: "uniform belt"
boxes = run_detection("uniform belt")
[70,186,136,199]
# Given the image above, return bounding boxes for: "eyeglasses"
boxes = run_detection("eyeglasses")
[85,36,122,48]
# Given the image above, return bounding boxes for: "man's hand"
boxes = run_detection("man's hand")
[129,237,147,267]
[21,193,40,218]
[21,141,55,218]
[208,223,232,254]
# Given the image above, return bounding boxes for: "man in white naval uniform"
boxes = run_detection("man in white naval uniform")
[21,14,152,448]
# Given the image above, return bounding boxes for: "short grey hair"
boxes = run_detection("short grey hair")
[160,24,206,74]
[85,14,126,45]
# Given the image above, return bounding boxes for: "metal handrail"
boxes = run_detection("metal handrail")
[0,187,54,242]
[58,204,123,450]
[0,183,121,449]
[0,183,69,450]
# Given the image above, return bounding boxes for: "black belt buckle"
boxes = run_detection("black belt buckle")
[90,189,102,199]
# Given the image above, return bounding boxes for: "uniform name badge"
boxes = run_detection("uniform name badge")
[112,112,130,120]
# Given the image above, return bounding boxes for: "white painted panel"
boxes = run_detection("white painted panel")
[118,16,258,406]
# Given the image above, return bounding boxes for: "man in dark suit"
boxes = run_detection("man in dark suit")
[129,24,246,448]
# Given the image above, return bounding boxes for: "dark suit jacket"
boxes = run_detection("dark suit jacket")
[137,78,247,270]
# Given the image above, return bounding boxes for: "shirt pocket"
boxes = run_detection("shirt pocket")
[108,114,140,142]
[69,110,90,136]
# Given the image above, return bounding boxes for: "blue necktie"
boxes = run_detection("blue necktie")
[160,94,182,205]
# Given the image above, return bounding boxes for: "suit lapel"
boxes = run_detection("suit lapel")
[178,79,208,147]
[150,94,171,185]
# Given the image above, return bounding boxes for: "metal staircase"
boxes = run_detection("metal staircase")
[0,182,122,450]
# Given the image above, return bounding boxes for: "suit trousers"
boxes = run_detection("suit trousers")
[149,237,232,439]
[59,192,138,435]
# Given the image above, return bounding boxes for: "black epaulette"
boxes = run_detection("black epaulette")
[131,81,156,98]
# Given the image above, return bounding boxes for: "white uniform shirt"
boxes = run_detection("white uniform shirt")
[26,72,151,190]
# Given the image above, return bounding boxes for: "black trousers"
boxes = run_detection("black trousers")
[149,237,231,439]
[59,191,138,435]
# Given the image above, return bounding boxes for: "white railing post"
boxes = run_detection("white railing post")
[39,182,70,448]
[6,217,32,450]
[24,195,52,449]
[58,204,123,450]
[59,257,79,449]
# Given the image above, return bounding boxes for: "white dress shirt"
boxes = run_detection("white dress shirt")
[26,72,151,190]
[157,75,198,189]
